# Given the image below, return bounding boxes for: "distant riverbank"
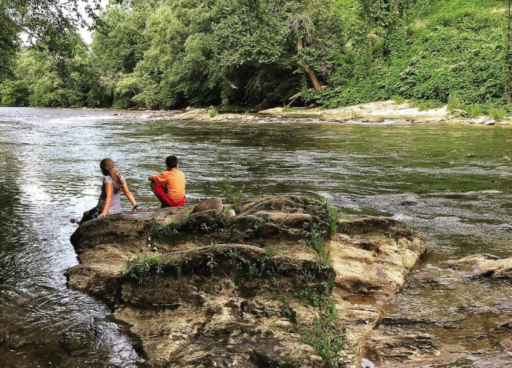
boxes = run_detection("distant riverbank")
[108,100,512,126]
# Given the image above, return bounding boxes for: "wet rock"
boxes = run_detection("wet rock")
[329,218,425,296]
[448,253,512,278]
[66,195,427,368]
[173,109,208,120]
[501,337,512,353]
[191,197,223,214]
[362,117,385,123]
[363,332,440,364]
[499,319,512,331]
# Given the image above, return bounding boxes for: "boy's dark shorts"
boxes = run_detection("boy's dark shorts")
[88,207,100,219]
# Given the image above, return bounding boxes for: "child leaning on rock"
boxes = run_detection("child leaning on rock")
[72,158,140,225]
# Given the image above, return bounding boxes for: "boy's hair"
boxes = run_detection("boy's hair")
[166,155,178,169]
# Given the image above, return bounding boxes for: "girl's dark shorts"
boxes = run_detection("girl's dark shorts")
[88,207,100,219]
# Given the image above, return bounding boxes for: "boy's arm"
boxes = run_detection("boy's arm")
[148,173,166,186]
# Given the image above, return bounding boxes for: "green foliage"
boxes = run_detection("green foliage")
[2,0,512,110]
[220,175,246,204]
[392,95,405,105]
[468,104,482,118]
[281,296,294,321]
[301,312,346,368]
[208,109,217,118]
[123,255,168,283]
[408,99,445,111]
[317,0,511,108]
[490,107,506,122]
[0,40,104,107]
[150,220,182,238]
[282,107,297,112]
[447,94,463,111]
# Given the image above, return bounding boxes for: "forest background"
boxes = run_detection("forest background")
[0,0,510,118]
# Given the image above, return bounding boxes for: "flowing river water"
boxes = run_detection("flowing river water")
[1,107,512,367]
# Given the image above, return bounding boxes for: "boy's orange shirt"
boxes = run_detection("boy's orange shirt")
[149,169,186,202]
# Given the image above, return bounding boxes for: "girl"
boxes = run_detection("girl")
[72,158,140,225]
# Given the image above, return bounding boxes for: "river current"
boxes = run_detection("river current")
[1,107,512,367]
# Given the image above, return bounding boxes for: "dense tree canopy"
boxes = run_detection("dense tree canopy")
[1,0,511,111]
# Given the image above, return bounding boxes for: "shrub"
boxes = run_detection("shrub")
[220,175,246,204]
[122,255,168,283]
[490,107,506,122]
[208,109,217,118]
[468,104,482,118]
[301,315,346,368]
[392,95,405,104]
[447,94,463,111]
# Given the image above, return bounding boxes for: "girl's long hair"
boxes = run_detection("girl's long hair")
[100,158,123,194]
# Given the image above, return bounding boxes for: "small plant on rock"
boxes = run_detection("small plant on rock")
[220,174,246,204]
[301,308,346,368]
[123,255,168,283]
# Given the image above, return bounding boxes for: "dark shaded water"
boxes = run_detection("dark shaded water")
[1,107,512,367]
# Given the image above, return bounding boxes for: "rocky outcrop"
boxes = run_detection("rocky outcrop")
[448,253,512,278]
[66,195,427,367]
[319,100,448,123]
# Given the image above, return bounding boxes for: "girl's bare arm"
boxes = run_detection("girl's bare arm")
[122,181,137,207]
[99,183,113,218]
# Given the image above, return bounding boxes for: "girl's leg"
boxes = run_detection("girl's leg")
[79,211,91,225]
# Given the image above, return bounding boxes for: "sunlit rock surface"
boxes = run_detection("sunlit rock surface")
[66,196,427,367]
[448,253,512,278]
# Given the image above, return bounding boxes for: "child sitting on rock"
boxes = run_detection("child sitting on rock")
[72,158,140,225]
[148,155,187,208]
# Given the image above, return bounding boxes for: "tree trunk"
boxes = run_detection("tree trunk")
[297,39,322,91]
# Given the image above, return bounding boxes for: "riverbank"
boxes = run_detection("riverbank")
[112,100,512,126]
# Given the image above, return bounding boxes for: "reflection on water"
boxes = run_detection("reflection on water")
[1,107,512,366]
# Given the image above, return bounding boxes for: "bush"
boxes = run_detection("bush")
[468,104,482,118]
[490,107,506,122]
[208,109,217,118]
[447,95,463,111]
[122,255,168,283]
[409,99,445,111]
[392,95,405,105]
[220,175,246,204]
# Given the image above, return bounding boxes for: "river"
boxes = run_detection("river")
[1,107,511,367]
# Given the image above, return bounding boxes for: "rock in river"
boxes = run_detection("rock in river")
[448,253,512,278]
[66,195,427,367]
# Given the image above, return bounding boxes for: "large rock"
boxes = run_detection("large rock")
[191,197,223,213]
[448,253,512,278]
[320,100,448,123]
[66,195,427,367]
[329,218,426,297]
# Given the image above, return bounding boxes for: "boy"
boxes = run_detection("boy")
[148,155,186,208]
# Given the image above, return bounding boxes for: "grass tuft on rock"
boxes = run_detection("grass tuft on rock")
[122,255,169,283]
